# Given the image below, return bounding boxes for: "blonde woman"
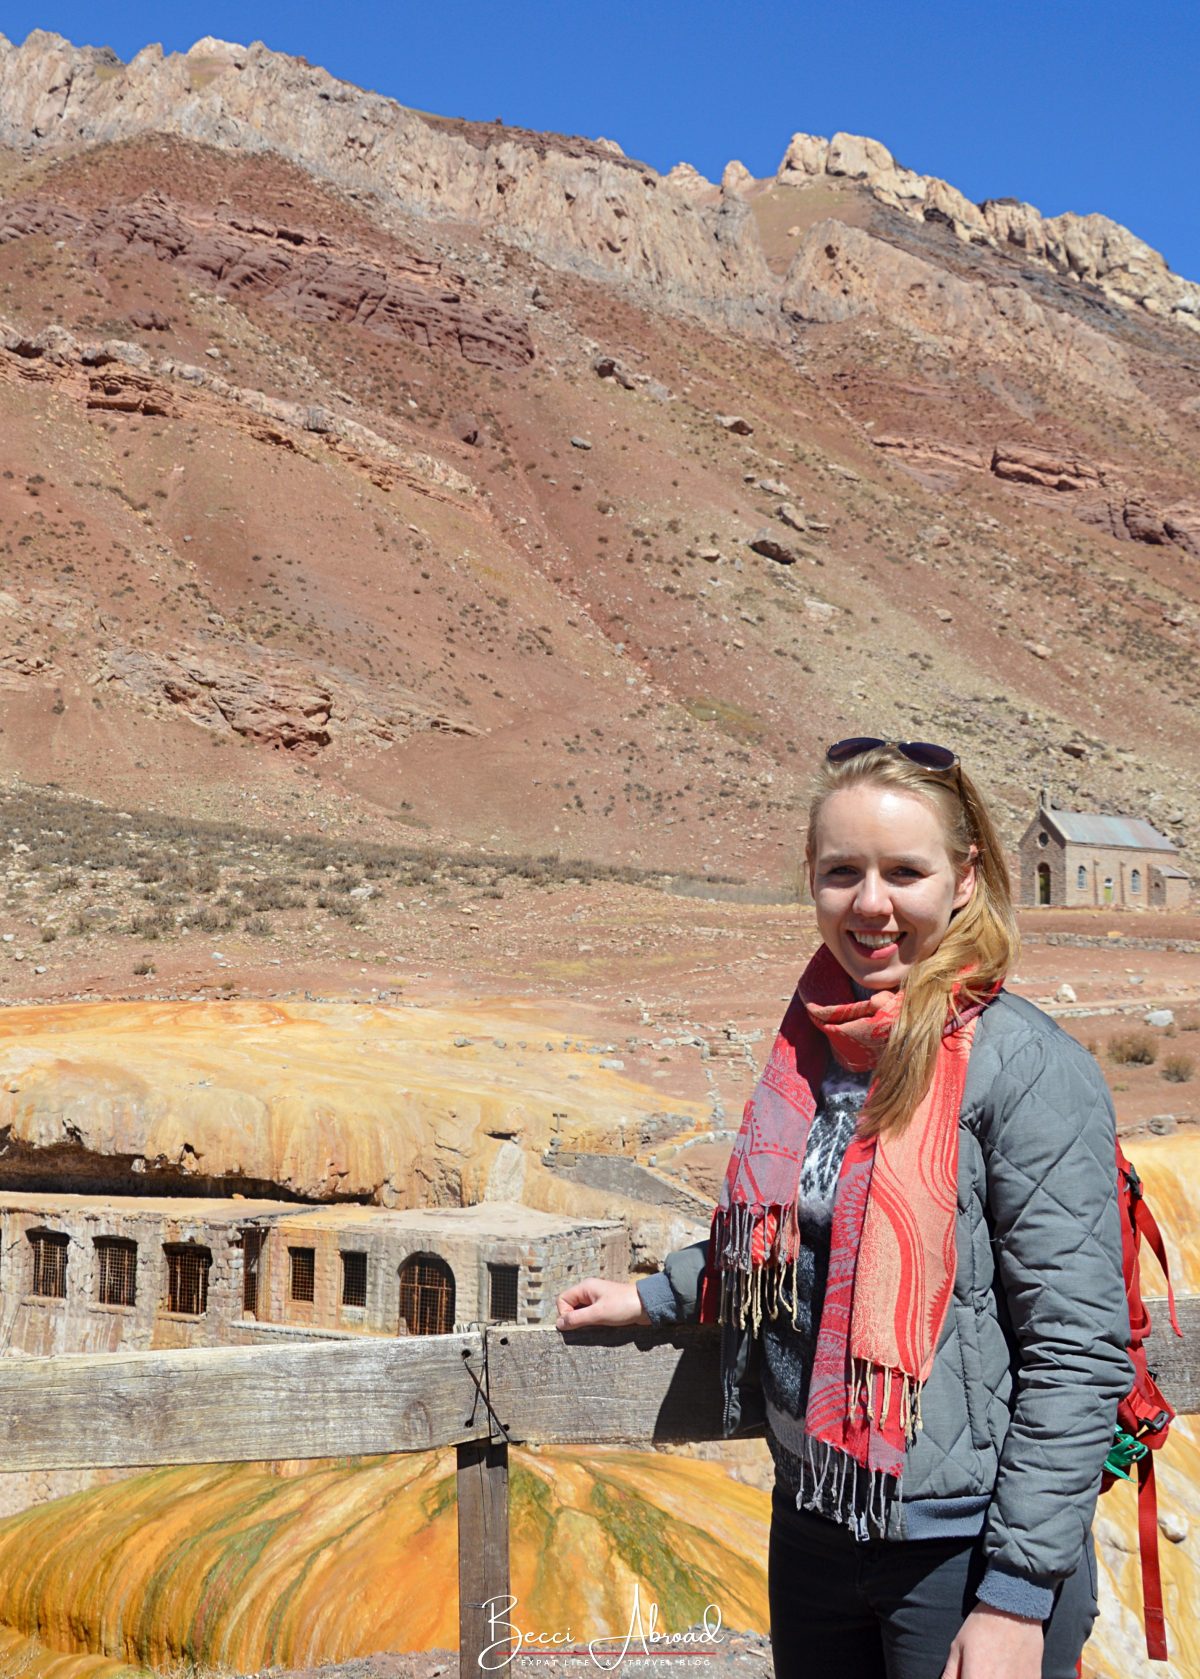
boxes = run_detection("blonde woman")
[556,741,1129,1679]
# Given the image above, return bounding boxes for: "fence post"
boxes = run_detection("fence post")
[457,1436,510,1679]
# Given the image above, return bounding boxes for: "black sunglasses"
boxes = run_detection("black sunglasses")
[825,737,959,773]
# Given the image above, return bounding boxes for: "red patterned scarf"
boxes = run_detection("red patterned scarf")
[698,943,994,1531]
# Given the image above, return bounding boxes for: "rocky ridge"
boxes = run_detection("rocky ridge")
[771,129,1200,333]
[0,30,1196,336]
[0,31,774,325]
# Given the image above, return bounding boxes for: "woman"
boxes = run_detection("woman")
[555,741,1130,1679]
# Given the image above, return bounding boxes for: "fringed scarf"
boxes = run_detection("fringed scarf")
[698,943,995,1535]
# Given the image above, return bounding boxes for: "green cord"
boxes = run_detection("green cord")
[1105,1426,1150,1483]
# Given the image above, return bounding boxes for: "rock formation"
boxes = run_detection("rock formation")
[0,31,773,322]
[781,217,1137,396]
[0,1446,771,1676]
[2,31,1195,334]
[0,192,535,369]
[772,130,1200,333]
[0,1000,706,1205]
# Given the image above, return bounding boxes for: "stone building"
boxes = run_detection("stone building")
[0,1193,628,1358]
[1018,792,1190,909]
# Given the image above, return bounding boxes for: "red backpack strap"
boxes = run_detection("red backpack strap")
[1137,1452,1169,1661]
[1132,1193,1182,1336]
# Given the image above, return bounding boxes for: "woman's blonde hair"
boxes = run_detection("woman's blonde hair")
[804,747,1019,1140]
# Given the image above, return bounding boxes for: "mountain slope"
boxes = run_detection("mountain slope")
[0,30,1196,896]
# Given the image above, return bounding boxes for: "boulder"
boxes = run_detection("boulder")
[449,411,482,445]
[749,530,801,565]
[777,133,829,180]
[721,160,755,196]
[826,132,897,180]
[592,352,637,390]
[662,161,714,196]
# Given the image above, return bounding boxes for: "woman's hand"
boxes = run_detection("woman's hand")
[938,1603,1043,1679]
[555,1278,650,1330]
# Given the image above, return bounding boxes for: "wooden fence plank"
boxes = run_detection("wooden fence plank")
[0,1296,1193,1470]
[488,1323,729,1443]
[490,1296,1200,1444]
[0,1332,487,1470]
[457,1440,510,1679]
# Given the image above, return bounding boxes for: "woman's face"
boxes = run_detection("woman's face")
[808,783,976,991]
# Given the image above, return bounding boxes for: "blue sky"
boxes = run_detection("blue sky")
[6,1,1198,283]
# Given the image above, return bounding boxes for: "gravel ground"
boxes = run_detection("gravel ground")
[253,1627,774,1679]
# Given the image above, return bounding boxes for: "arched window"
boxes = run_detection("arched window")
[1036,863,1051,905]
[398,1253,455,1335]
[1077,865,1088,891]
[1131,869,1142,894]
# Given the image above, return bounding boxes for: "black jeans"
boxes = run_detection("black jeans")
[768,1486,1099,1679]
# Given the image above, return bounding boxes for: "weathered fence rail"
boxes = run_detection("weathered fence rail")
[0,1297,1195,1677]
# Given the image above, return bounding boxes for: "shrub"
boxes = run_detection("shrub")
[1108,1031,1157,1067]
[1161,1054,1195,1084]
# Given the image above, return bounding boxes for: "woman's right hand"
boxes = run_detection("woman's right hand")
[555,1278,651,1330]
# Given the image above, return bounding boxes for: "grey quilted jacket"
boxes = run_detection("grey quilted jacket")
[637,990,1131,1616]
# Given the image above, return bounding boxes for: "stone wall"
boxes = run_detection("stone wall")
[251,1213,629,1333]
[0,1198,250,1356]
[1018,826,1067,906]
[0,1195,629,1352]
[542,1148,713,1219]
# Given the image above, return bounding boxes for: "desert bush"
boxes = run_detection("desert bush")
[194,905,236,934]
[1161,1054,1195,1084]
[1108,1031,1157,1067]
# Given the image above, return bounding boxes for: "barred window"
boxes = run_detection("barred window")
[398,1253,454,1335]
[164,1245,211,1315]
[96,1237,137,1307]
[242,1228,265,1317]
[29,1230,68,1299]
[289,1246,316,1303]
[488,1263,520,1322]
[341,1250,367,1308]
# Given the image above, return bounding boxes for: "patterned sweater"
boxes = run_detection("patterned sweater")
[760,1058,872,1491]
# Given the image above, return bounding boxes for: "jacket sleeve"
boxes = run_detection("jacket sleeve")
[635,1238,709,1326]
[974,1027,1131,1619]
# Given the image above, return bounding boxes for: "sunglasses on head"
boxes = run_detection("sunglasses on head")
[825,737,959,773]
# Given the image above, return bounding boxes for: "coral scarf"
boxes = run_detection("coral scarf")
[699,943,994,1527]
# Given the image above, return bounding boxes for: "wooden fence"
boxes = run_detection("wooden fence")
[1,1299,1196,1678]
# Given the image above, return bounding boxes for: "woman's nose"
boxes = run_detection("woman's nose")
[853,871,891,916]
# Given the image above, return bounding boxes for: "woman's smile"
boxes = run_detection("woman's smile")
[847,929,904,959]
